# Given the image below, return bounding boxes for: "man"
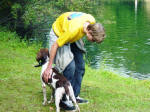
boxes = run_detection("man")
[43,12,106,111]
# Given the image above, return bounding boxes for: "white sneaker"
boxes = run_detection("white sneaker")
[63,100,74,107]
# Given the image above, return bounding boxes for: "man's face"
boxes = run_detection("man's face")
[86,29,96,42]
[86,28,106,43]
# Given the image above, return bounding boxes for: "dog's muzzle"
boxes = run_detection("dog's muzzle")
[34,62,42,67]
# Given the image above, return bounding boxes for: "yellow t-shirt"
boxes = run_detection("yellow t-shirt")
[52,12,96,47]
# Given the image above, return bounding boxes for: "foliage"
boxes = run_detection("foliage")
[0,0,104,42]
[11,3,22,19]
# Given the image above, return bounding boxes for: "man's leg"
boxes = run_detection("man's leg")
[70,43,85,97]
[63,60,75,84]
[70,43,88,104]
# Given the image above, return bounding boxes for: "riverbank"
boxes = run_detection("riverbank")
[0,30,150,112]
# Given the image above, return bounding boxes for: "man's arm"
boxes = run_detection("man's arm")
[43,41,59,83]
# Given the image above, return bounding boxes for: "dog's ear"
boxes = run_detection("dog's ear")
[44,48,49,57]
[42,48,49,62]
[48,52,50,57]
[36,49,42,62]
[43,55,48,60]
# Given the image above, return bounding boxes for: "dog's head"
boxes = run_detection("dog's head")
[34,48,49,67]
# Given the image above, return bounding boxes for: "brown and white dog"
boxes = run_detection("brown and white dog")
[35,48,80,112]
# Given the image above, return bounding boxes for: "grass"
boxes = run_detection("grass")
[0,29,150,112]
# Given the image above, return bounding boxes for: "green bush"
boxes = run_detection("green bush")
[0,0,103,42]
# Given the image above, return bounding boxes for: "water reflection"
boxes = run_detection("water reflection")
[85,0,150,79]
[145,0,150,19]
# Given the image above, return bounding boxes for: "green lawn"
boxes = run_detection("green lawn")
[0,30,150,112]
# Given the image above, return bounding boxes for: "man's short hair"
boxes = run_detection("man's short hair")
[87,23,106,43]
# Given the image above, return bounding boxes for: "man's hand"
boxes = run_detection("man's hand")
[42,42,58,83]
[42,67,52,83]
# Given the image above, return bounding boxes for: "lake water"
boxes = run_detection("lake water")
[84,0,150,79]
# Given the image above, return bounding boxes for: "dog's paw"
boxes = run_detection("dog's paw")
[42,101,48,106]
[48,101,52,104]
[48,100,54,104]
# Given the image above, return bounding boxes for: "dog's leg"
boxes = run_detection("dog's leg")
[41,68,47,105]
[48,88,55,104]
[55,88,65,112]
[42,83,47,105]
[69,85,80,112]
